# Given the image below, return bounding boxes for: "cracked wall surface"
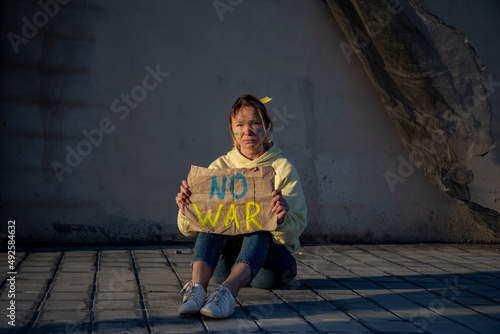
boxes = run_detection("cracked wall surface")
[326,0,500,235]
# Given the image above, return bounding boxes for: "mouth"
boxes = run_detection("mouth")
[243,138,256,144]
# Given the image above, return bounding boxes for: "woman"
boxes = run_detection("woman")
[175,94,307,319]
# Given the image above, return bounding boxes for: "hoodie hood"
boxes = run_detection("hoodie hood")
[225,143,284,168]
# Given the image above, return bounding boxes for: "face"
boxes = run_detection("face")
[231,106,266,154]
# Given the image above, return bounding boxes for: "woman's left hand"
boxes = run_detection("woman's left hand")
[271,189,289,225]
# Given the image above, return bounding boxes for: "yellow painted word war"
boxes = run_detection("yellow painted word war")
[191,201,262,232]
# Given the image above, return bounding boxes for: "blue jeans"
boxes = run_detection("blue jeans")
[192,231,296,289]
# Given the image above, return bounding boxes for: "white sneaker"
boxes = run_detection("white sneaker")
[178,282,207,315]
[200,284,235,318]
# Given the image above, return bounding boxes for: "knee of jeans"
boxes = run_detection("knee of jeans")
[280,267,297,286]
[248,267,296,289]
[250,231,272,240]
[249,275,280,290]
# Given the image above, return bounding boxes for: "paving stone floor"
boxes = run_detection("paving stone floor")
[1,243,499,333]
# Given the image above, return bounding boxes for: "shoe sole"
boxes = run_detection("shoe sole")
[178,304,203,316]
[200,306,234,319]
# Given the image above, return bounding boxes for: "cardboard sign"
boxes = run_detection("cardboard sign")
[185,165,276,235]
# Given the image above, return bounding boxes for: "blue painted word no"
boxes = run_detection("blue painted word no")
[210,173,248,200]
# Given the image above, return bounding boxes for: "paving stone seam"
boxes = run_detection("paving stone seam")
[353,245,487,331]
[160,248,211,333]
[296,249,412,334]
[389,244,500,321]
[366,244,474,282]
[373,244,500,311]
[25,251,65,333]
[303,245,481,333]
[233,299,271,334]
[353,245,491,332]
[129,250,153,334]
[159,249,185,288]
[459,244,500,259]
[88,250,100,333]
[390,244,497,272]
[266,288,328,334]
[0,251,29,291]
[395,244,500,288]
[355,245,488,319]
[422,244,500,271]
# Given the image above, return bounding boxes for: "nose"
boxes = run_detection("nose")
[242,125,253,136]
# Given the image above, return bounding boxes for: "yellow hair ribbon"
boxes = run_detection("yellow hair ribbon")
[259,96,273,104]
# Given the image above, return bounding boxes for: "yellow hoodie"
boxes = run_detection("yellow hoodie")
[177,144,307,253]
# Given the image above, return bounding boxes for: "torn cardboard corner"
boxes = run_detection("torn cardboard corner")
[185,165,277,235]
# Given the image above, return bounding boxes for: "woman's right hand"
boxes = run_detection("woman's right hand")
[175,180,191,214]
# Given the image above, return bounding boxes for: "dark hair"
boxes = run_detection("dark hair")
[229,94,274,150]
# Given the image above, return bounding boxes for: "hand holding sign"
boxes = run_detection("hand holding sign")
[183,165,277,235]
[272,189,289,225]
[176,180,191,214]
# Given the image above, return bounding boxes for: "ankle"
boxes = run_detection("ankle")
[191,281,208,292]
[221,283,238,298]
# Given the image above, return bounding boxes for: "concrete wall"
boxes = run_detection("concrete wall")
[1,0,499,246]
